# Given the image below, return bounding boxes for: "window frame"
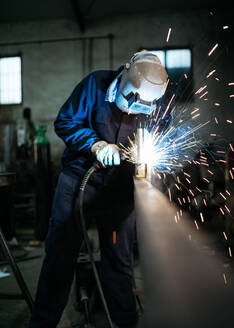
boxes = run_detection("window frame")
[0,53,23,106]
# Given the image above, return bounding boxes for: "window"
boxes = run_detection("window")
[0,56,22,105]
[147,48,193,102]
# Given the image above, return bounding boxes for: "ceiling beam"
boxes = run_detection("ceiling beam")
[85,0,97,16]
[71,0,86,33]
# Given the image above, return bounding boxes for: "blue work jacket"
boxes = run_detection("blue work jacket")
[54,67,167,190]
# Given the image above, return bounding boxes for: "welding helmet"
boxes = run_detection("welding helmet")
[115,50,168,115]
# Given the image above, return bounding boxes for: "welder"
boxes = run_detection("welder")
[28,50,168,328]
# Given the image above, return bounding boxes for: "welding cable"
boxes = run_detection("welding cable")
[79,162,114,328]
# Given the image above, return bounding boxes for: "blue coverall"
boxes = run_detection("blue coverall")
[29,65,169,327]
[29,66,146,328]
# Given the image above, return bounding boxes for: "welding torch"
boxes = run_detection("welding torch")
[92,127,147,177]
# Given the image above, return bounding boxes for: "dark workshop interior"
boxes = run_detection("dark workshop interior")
[0,1,234,327]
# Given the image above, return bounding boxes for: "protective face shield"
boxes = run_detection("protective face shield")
[115,51,168,115]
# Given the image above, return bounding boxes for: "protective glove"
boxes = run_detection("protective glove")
[91,141,121,166]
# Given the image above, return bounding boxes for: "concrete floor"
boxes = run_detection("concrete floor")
[0,231,43,328]
[0,226,144,328]
[1,215,234,328]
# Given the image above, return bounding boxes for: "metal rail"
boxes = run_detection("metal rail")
[134,178,234,328]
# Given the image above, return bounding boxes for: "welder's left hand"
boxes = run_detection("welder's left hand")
[97,144,121,166]
[91,141,123,166]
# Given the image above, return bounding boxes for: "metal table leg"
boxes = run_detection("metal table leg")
[0,227,34,312]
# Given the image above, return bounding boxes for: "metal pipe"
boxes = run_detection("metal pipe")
[108,33,114,70]
[134,178,234,328]
[0,35,113,47]
[88,38,93,72]
[82,38,86,76]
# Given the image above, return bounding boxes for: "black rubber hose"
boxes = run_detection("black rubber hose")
[79,163,114,328]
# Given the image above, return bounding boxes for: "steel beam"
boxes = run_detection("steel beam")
[134,178,234,328]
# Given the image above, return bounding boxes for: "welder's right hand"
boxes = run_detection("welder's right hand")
[91,141,121,166]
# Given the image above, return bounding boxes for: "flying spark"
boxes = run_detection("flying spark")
[206,69,216,78]
[208,43,219,56]
[121,109,209,173]
[166,27,172,42]
[223,273,227,285]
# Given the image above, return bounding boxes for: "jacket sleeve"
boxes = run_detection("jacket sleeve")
[54,74,101,153]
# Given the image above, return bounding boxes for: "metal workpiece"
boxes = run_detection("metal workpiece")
[136,128,144,164]
[134,179,234,328]
[135,128,147,179]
